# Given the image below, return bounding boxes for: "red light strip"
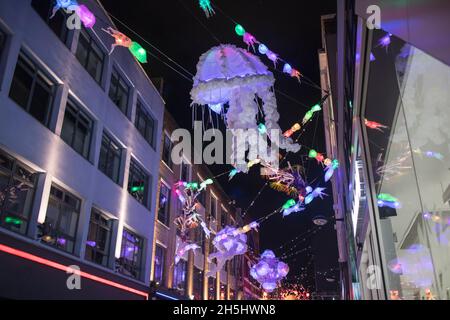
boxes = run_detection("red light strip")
[0,243,148,299]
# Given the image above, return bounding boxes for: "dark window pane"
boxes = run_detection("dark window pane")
[9,60,33,109]
[75,28,104,84]
[0,29,6,56]
[109,69,129,115]
[116,228,143,279]
[29,80,51,124]
[135,102,156,148]
[85,208,112,267]
[162,134,173,168]
[60,99,92,159]
[9,54,55,127]
[128,159,150,208]
[154,245,165,284]
[157,182,170,225]
[98,133,122,184]
[0,150,37,235]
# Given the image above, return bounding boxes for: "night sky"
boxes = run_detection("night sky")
[100,0,338,293]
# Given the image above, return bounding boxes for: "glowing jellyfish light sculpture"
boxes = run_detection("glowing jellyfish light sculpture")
[50,0,78,19]
[102,27,133,54]
[250,250,289,292]
[206,222,259,277]
[190,45,300,173]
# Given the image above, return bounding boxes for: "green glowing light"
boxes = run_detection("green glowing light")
[235,24,245,36]
[332,159,339,170]
[282,199,296,209]
[377,193,398,203]
[5,216,22,225]
[304,110,313,122]
[311,104,322,113]
[308,149,317,158]
[258,123,267,134]
[129,42,147,63]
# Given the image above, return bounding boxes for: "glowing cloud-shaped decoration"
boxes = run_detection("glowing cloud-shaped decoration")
[250,250,289,292]
[206,222,258,277]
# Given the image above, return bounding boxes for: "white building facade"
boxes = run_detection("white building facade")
[0,0,164,299]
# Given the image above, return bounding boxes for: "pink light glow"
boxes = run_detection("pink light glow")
[0,243,148,299]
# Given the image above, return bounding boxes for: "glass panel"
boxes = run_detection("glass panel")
[363,30,450,300]
[9,60,32,109]
[29,80,51,124]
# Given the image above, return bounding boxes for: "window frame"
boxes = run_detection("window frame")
[9,52,56,127]
[40,184,81,254]
[161,132,173,169]
[154,243,166,284]
[117,227,143,279]
[127,158,151,209]
[98,132,122,185]
[134,100,156,149]
[84,207,113,267]
[75,27,105,85]
[0,149,37,235]
[108,67,130,116]
[60,97,94,160]
[157,180,171,226]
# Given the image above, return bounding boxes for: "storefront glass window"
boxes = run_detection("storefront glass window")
[363,29,450,300]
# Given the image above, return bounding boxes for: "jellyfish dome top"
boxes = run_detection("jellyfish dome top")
[191,44,300,172]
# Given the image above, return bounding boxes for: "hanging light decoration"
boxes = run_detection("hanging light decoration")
[250,250,289,292]
[76,4,96,28]
[50,0,78,19]
[102,27,133,54]
[129,42,148,63]
[235,24,246,36]
[198,0,215,18]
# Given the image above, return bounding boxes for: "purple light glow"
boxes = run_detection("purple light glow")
[76,4,96,28]
[379,33,392,48]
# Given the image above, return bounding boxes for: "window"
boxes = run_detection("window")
[116,228,143,279]
[210,196,217,220]
[9,53,56,127]
[128,159,151,208]
[31,0,69,44]
[75,27,104,84]
[60,98,93,159]
[98,133,122,184]
[161,134,173,169]
[135,101,156,148]
[39,185,81,253]
[180,160,191,182]
[208,277,216,300]
[157,181,170,226]
[85,208,113,267]
[154,244,165,284]
[108,68,130,115]
[0,150,37,235]
[193,267,203,300]
[0,28,6,58]
[173,259,187,292]
[197,177,206,206]
[220,209,227,228]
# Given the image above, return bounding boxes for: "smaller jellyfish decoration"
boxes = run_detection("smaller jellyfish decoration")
[199,0,215,18]
[304,187,327,205]
[206,222,259,276]
[102,27,133,54]
[250,250,289,292]
[173,180,213,264]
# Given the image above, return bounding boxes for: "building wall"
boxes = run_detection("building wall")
[152,110,247,300]
[0,0,164,298]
